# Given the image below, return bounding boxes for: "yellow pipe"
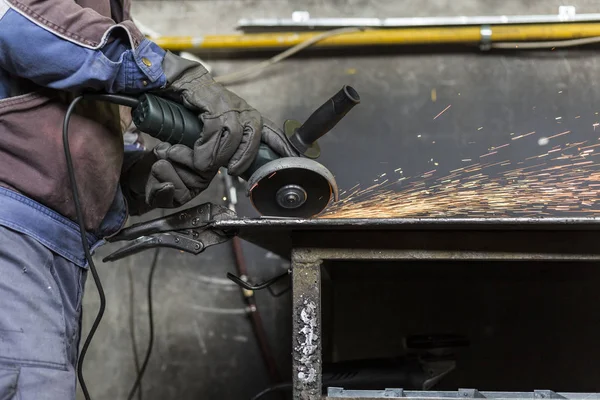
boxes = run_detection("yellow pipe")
[154,23,600,51]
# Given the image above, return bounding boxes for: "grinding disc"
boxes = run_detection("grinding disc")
[247,157,338,218]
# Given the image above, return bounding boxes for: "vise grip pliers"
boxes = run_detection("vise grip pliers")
[103,202,236,262]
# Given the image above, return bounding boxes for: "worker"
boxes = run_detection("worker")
[0,1,297,399]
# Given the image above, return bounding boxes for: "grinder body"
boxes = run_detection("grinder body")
[126,86,360,217]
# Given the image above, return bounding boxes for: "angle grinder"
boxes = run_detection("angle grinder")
[90,85,360,218]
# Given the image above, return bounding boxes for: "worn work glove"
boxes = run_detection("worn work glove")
[153,52,298,181]
[123,147,216,215]
[122,122,296,215]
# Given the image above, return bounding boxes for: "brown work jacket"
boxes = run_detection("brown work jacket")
[0,0,145,231]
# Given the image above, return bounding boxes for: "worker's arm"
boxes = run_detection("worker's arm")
[0,7,166,93]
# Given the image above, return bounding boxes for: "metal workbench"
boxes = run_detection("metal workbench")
[214,217,600,399]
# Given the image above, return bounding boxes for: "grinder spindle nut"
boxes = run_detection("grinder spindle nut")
[276,185,308,209]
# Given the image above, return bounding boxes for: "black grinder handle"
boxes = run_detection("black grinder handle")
[130,94,275,182]
[132,94,203,148]
[290,85,360,154]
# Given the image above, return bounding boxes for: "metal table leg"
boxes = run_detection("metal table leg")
[292,250,323,400]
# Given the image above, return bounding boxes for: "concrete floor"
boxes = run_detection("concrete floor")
[79,1,600,399]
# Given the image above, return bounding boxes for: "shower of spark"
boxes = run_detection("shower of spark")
[321,132,600,219]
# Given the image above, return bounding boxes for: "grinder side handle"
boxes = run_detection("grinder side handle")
[241,85,361,180]
[290,85,360,154]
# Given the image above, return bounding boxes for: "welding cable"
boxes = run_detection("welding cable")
[226,270,289,291]
[230,236,283,384]
[63,96,105,400]
[214,27,365,85]
[127,246,160,400]
[492,36,600,49]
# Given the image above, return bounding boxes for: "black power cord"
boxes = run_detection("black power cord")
[127,265,143,400]
[63,94,164,400]
[127,246,160,400]
[63,96,106,400]
[65,92,289,400]
[226,271,290,297]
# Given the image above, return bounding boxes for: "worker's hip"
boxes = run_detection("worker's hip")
[0,90,125,231]
[0,224,86,400]
[0,186,128,268]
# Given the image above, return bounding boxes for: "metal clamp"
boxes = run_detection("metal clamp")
[103,202,236,261]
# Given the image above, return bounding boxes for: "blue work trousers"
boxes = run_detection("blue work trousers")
[0,225,86,399]
[0,185,127,400]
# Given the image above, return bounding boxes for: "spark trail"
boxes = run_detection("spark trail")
[321,134,600,219]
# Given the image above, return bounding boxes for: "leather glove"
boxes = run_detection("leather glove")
[121,122,298,216]
[121,150,198,215]
[121,123,298,216]
[153,52,298,180]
